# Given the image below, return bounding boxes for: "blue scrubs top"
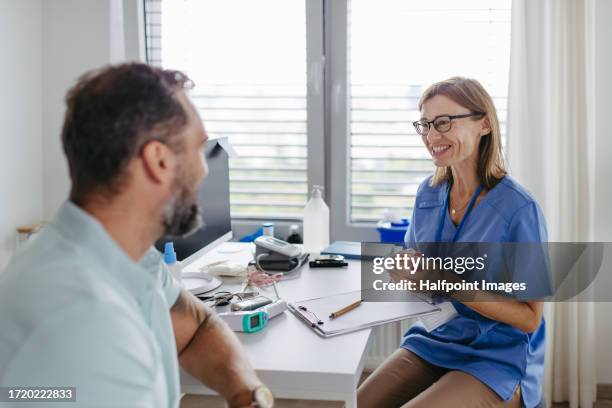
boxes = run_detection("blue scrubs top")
[402,175,547,408]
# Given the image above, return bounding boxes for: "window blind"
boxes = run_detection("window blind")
[144,0,308,220]
[349,0,511,223]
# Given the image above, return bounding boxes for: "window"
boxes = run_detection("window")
[144,0,511,239]
[145,0,311,220]
[347,0,511,224]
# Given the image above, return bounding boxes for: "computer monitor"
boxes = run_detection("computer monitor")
[155,137,233,267]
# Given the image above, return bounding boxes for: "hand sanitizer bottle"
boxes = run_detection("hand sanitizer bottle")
[303,185,330,255]
[163,242,182,284]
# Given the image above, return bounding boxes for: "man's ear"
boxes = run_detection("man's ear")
[140,140,176,185]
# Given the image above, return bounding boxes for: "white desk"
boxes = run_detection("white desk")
[180,242,372,407]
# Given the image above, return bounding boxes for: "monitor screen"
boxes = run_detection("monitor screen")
[155,137,232,264]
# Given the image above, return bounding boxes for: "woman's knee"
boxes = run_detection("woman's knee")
[401,370,521,408]
[357,349,444,408]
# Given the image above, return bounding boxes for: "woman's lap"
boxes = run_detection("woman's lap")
[357,348,521,408]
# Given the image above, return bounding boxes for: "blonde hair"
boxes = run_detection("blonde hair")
[419,77,506,190]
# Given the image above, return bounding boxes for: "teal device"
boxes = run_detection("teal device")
[218,310,268,333]
[218,300,288,333]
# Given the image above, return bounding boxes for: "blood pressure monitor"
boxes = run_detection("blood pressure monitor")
[254,236,302,258]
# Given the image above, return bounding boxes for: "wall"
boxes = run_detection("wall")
[0,0,127,267]
[41,0,125,219]
[594,0,612,385]
[122,0,146,62]
[0,0,43,269]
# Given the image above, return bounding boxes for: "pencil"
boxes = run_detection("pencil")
[329,299,363,319]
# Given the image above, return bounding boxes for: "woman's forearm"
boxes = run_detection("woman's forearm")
[456,296,543,333]
[389,259,545,333]
[427,267,544,333]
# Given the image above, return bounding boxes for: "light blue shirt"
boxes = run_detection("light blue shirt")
[0,201,182,407]
[402,175,548,408]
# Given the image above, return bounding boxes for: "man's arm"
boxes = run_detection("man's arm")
[170,288,262,407]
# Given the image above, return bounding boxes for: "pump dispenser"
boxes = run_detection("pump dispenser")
[163,242,182,283]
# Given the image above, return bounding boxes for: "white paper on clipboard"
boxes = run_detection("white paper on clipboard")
[288,291,440,338]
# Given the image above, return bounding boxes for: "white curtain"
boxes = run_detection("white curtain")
[507,0,598,407]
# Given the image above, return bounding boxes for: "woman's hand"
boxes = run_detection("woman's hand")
[387,249,444,296]
[387,249,421,283]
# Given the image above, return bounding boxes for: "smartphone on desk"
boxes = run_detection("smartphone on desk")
[309,255,348,268]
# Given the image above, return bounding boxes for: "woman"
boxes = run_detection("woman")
[358,77,547,408]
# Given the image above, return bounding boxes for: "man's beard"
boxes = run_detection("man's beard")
[162,178,203,237]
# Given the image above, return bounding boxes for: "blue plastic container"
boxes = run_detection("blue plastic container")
[376,218,410,244]
[239,227,264,242]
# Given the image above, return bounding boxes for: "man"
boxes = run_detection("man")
[0,63,273,407]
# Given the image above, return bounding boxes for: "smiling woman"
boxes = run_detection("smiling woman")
[357,77,549,408]
[415,77,507,191]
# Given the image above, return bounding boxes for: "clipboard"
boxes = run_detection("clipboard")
[288,290,440,338]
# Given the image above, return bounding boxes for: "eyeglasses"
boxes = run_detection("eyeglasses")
[413,112,485,137]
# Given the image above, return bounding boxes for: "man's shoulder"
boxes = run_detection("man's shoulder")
[0,274,149,356]
[0,297,158,395]
[0,233,153,378]
[0,230,130,319]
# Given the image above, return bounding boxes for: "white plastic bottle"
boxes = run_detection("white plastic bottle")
[303,185,330,255]
[163,242,183,284]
